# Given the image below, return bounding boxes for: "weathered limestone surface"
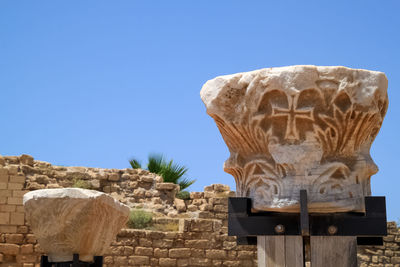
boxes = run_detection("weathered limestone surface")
[201,65,388,213]
[23,188,130,262]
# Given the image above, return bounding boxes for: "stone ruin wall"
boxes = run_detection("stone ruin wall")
[0,154,399,267]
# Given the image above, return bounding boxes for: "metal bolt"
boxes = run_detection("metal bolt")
[275,224,285,234]
[328,225,338,235]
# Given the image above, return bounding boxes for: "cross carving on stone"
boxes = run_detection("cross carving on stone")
[271,94,314,140]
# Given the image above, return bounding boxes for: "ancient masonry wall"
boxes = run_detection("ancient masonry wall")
[0,155,399,267]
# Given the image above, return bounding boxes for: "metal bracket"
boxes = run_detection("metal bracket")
[228,192,387,246]
[40,254,103,267]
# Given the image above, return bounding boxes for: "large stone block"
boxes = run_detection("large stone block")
[201,65,388,213]
[23,188,129,262]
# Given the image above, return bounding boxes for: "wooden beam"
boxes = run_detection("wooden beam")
[257,236,303,267]
[310,236,357,267]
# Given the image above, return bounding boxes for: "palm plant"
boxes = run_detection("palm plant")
[129,153,195,191]
[129,158,142,169]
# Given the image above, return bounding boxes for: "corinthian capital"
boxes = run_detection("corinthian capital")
[201,65,388,213]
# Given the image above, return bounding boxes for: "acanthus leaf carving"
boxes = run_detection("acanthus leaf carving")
[201,66,388,213]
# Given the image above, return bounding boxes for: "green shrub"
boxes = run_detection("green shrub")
[129,158,142,169]
[176,190,190,200]
[129,153,196,190]
[72,178,92,189]
[127,210,153,229]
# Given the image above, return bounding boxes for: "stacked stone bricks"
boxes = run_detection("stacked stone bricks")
[0,154,399,266]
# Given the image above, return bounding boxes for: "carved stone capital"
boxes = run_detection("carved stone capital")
[23,188,130,262]
[201,65,388,213]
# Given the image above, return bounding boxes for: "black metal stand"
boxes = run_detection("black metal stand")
[40,254,103,267]
[228,190,387,246]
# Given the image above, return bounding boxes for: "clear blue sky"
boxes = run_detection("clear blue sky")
[1,1,399,221]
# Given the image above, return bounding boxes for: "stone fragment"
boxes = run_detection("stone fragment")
[174,198,186,212]
[34,175,49,185]
[190,192,204,199]
[201,65,388,213]
[156,183,179,191]
[23,188,129,262]
[19,155,34,166]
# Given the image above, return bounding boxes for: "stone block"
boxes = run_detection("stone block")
[0,174,8,183]
[6,165,19,175]
[23,188,129,262]
[177,259,189,267]
[152,239,173,248]
[169,248,191,258]
[128,256,149,265]
[154,248,168,258]
[213,184,230,192]
[103,256,113,265]
[0,244,19,255]
[5,234,24,244]
[206,249,226,259]
[16,254,37,263]
[174,198,186,212]
[0,212,10,224]
[139,238,152,247]
[222,260,241,267]
[25,234,36,244]
[9,175,25,184]
[204,192,214,198]
[10,212,25,225]
[7,197,22,205]
[123,246,133,255]
[213,220,223,232]
[0,190,12,197]
[156,183,179,191]
[19,155,34,166]
[15,206,24,212]
[237,250,254,259]
[190,219,213,232]
[12,190,28,197]
[135,247,153,256]
[0,168,8,177]
[108,173,120,181]
[0,225,17,233]
[190,192,204,199]
[187,204,198,212]
[159,258,177,267]
[0,204,15,212]
[0,183,7,190]
[8,183,23,190]
[150,258,159,266]
[213,205,227,213]
[189,258,211,266]
[20,244,34,255]
[185,240,209,249]
[16,226,28,234]
[113,256,128,265]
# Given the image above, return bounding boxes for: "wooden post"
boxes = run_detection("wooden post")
[310,236,357,267]
[257,236,303,267]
